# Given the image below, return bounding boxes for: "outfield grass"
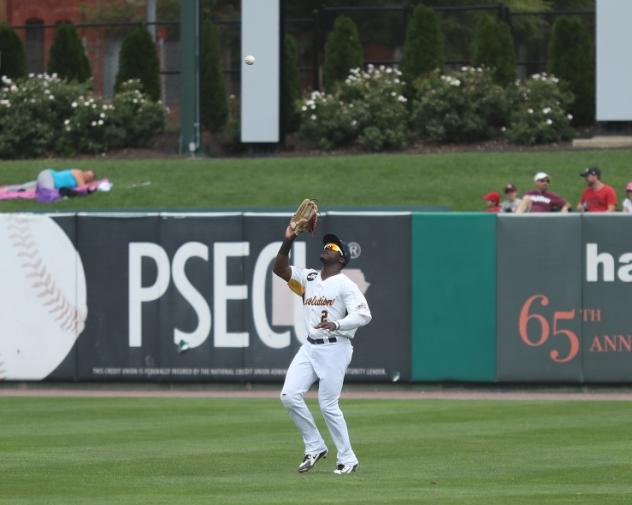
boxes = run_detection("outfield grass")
[1,149,632,212]
[2,396,631,504]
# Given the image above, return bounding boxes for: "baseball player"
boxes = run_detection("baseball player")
[273,225,372,475]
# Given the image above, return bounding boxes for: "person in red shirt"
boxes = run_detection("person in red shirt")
[483,191,501,213]
[516,172,570,213]
[577,166,617,212]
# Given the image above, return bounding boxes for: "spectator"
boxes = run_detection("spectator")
[516,172,570,213]
[483,191,501,213]
[577,166,617,212]
[500,183,521,213]
[5,168,96,193]
[623,182,632,213]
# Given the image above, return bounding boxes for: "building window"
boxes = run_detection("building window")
[25,19,44,74]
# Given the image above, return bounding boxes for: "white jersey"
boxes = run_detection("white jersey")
[288,266,371,340]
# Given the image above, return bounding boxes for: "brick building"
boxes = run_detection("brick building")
[2,0,179,104]
[5,0,87,73]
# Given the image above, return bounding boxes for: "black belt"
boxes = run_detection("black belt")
[307,336,337,345]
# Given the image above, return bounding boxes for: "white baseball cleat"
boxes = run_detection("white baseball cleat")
[333,463,358,475]
[297,450,328,473]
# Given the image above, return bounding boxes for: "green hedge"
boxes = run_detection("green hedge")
[284,34,302,134]
[323,16,363,91]
[401,4,444,89]
[200,20,227,133]
[470,15,516,85]
[0,75,166,158]
[47,22,91,83]
[115,25,161,101]
[548,16,595,126]
[0,23,26,81]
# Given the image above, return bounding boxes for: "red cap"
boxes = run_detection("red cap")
[504,183,517,194]
[483,191,501,204]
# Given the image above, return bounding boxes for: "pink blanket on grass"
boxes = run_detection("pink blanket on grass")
[0,189,37,201]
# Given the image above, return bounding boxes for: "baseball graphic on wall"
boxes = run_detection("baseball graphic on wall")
[0,215,87,380]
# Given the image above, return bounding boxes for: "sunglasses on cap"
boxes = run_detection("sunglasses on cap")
[324,243,343,256]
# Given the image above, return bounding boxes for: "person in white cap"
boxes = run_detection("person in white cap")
[516,172,570,213]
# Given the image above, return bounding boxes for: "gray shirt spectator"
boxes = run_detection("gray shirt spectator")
[500,183,522,213]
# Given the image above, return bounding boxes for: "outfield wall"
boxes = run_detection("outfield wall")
[0,212,411,383]
[1,212,632,383]
[411,213,497,382]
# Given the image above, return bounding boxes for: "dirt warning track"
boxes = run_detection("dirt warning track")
[2,384,632,401]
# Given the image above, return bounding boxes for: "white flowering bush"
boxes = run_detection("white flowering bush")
[299,65,409,151]
[0,74,167,158]
[0,74,89,158]
[505,73,575,145]
[58,94,124,154]
[110,79,166,147]
[410,66,511,142]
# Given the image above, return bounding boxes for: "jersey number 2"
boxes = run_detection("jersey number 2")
[320,310,328,323]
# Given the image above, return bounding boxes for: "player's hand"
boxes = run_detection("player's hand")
[314,321,337,331]
[284,225,297,240]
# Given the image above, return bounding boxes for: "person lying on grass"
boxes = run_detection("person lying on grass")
[3,168,96,193]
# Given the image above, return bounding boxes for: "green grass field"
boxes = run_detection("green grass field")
[1,149,632,212]
[2,396,631,504]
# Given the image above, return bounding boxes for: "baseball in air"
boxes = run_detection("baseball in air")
[244,54,255,65]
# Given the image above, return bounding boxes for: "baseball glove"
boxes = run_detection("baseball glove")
[289,198,319,235]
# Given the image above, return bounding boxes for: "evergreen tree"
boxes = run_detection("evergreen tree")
[548,15,594,125]
[47,22,91,82]
[284,33,302,134]
[200,19,227,133]
[323,15,363,91]
[401,4,444,86]
[115,25,161,101]
[0,23,27,80]
[470,15,516,85]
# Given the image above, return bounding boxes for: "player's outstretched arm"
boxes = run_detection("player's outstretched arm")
[272,226,296,282]
[274,199,318,282]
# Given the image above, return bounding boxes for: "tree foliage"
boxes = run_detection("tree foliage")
[284,33,302,134]
[323,15,363,91]
[470,15,516,85]
[548,15,594,125]
[200,19,227,133]
[0,23,26,81]
[47,22,91,83]
[115,25,161,101]
[401,3,444,87]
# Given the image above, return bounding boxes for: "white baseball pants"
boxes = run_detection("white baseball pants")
[280,338,358,466]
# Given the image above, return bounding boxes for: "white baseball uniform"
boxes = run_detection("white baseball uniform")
[280,266,372,466]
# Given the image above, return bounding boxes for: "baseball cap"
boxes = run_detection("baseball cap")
[580,166,601,177]
[483,191,500,204]
[504,183,517,194]
[626,181,632,192]
[534,172,550,182]
[323,233,351,266]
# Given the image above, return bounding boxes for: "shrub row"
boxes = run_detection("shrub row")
[298,66,575,151]
[0,75,166,158]
[319,11,594,126]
